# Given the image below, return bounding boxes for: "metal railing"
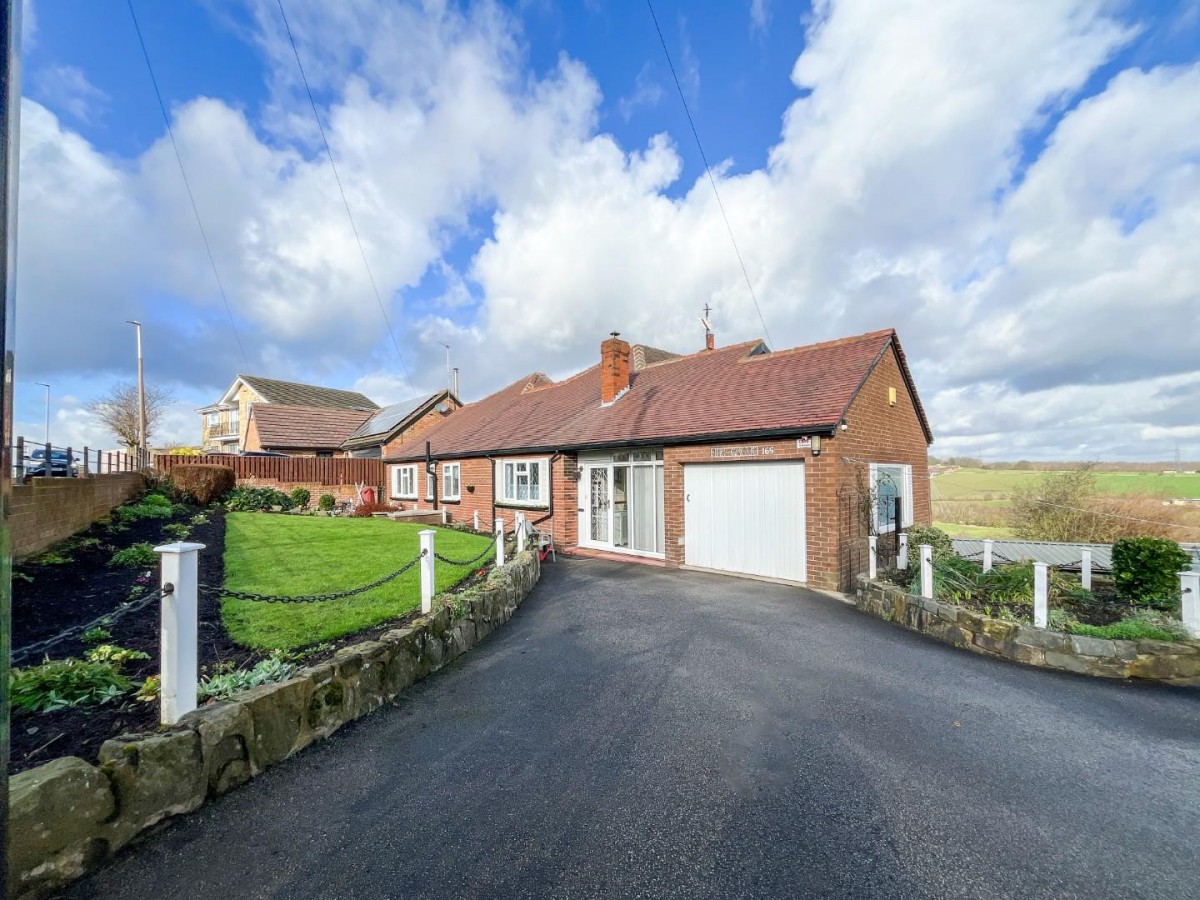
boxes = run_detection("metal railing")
[11,437,151,482]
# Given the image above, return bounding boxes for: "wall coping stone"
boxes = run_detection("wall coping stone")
[853,576,1200,688]
[6,549,541,899]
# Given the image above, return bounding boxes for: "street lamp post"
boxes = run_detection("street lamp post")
[127,320,146,465]
[35,381,48,446]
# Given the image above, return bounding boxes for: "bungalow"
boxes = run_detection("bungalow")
[383,329,933,591]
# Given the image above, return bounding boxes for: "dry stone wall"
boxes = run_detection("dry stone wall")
[7,550,541,899]
[855,576,1200,685]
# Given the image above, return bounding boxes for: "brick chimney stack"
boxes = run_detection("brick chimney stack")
[600,332,631,404]
[706,332,715,351]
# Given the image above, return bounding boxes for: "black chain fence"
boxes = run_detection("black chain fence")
[202,550,427,604]
[433,543,496,569]
[10,585,174,666]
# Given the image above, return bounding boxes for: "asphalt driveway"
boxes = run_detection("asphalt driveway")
[74,557,1200,899]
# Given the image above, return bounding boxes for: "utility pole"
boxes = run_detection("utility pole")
[35,382,48,446]
[127,320,146,465]
[2,0,25,892]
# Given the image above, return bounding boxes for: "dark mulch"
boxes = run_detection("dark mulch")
[10,504,500,773]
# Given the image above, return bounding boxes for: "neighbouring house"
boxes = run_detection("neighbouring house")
[198,375,379,454]
[383,328,933,591]
[340,390,462,458]
[243,405,373,457]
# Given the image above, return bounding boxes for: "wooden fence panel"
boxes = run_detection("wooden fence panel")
[153,455,386,487]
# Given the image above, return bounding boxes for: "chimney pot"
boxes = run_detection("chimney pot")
[706,332,715,351]
[600,333,632,404]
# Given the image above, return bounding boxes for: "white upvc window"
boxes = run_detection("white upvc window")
[391,464,417,500]
[205,412,219,428]
[442,462,461,501]
[497,457,549,507]
[426,470,435,501]
[870,463,914,532]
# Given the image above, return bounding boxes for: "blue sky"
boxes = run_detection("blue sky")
[12,0,1200,459]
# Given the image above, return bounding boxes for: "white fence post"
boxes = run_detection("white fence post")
[897,533,908,570]
[919,545,933,599]
[441,507,447,525]
[473,510,479,531]
[516,512,526,553]
[1034,562,1049,629]
[1181,571,1200,639]
[155,541,205,725]
[868,535,877,580]
[495,517,505,567]
[982,539,994,573]
[419,529,435,615]
[1081,550,1092,591]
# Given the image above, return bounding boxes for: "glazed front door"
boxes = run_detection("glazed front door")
[589,467,610,543]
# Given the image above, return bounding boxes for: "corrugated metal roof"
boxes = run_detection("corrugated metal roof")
[952,539,1200,572]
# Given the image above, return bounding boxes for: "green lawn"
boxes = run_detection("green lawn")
[221,514,495,650]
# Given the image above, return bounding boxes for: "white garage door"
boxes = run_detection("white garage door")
[684,461,806,583]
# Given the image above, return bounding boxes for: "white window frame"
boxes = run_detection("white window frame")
[442,462,461,501]
[391,464,417,500]
[426,470,435,501]
[496,457,550,508]
[870,462,913,532]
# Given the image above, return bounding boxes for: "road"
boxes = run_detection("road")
[74,557,1200,899]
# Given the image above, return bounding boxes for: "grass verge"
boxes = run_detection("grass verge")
[221,514,494,650]
[933,521,1017,539]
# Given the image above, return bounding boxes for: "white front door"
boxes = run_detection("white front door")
[684,461,806,582]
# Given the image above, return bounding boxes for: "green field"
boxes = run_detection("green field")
[222,514,494,650]
[933,521,1017,539]
[932,468,1200,501]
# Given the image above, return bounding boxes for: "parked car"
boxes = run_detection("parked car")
[26,448,78,477]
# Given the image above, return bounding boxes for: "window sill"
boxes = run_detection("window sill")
[496,500,550,510]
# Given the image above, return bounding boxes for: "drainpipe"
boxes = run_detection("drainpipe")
[426,440,437,512]
[487,455,496,532]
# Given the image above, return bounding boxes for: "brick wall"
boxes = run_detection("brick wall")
[380,398,461,458]
[823,346,932,590]
[9,474,144,559]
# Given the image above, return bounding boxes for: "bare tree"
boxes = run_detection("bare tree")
[87,382,175,450]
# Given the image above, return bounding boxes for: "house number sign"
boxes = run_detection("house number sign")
[710,446,775,458]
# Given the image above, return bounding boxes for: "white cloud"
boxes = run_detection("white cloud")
[14,0,1200,459]
[750,0,770,34]
[30,64,109,123]
[618,63,664,120]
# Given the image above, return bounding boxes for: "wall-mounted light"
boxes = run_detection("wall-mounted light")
[811,435,821,457]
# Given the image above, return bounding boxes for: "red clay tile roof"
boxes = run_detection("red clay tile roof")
[251,404,374,450]
[386,329,931,460]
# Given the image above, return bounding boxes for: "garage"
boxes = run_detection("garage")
[683,460,807,583]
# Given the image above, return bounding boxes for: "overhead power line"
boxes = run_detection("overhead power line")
[644,0,776,350]
[274,0,413,392]
[125,0,248,366]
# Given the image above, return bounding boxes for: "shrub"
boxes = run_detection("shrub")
[906,525,954,562]
[162,522,193,541]
[224,485,295,512]
[190,513,210,526]
[172,464,236,506]
[135,674,160,702]
[115,498,175,523]
[81,626,111,644]
[351,501,398,517]
[198,656,297,703]
[84,644,151,666]
[109,542,158,567]
[10,659,132,712]
[289,487,312,509]
[1111,537,1189,607]
[318,493,336,512]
